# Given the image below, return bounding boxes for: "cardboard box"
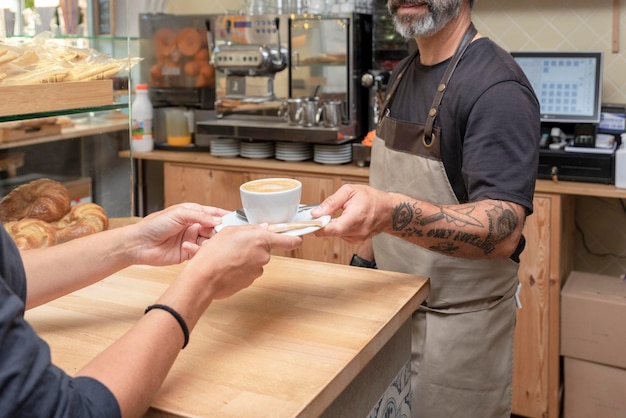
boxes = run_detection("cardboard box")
[563,357,626,418]
[561,271,626,369]
[64,177,92,205]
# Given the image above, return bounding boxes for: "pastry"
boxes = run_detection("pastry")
[3,218,57,250]
[53,202,108,244]
[0,178,71,223]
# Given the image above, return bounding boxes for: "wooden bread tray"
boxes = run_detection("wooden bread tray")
[0,79,114,117]
[0,119,62,142]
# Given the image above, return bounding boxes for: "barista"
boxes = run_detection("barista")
[311,0,540,416]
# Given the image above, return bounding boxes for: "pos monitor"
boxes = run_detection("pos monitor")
[511,51,603,125]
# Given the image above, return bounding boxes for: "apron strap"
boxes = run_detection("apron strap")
[423,23,477,146]
[378,51,418,127]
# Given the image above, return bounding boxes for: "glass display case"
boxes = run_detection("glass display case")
[0,0,137,221]
[289,13,371,139]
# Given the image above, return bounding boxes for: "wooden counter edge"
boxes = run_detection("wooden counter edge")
[119,149,370,179]
[120,150,626,199]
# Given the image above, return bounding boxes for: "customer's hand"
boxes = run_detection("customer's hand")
[310,184,392,243]
[182,224,303,300]
[130,203,230,266]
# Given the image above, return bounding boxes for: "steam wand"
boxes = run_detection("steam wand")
[274,17,282,65]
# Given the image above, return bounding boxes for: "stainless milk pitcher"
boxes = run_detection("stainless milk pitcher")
[279,98,304,125]
[295,97,322,127]
[321,99,346,127]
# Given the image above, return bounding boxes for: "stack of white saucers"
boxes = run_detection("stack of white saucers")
[240,141,275,159]
[210,137,241,158]
[313,143,353,165]
[275,142,313,161]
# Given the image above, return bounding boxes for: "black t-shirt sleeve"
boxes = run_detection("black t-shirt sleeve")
[462,79,539,213]
[0,225,121,418]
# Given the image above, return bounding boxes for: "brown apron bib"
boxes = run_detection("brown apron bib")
[370,24,519,418]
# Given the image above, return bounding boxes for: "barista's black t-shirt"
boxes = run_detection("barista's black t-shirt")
[0,225,121,418]
[387,37,540,215]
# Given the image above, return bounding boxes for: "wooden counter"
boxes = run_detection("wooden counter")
[120,149,626,199]
[26,256,429,417]
[120,148,626,418]
[121,149,371,179]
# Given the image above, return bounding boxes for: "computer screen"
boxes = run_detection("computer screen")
[511,51,603,124]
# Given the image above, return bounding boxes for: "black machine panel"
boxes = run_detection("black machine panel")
[538,148,615,184]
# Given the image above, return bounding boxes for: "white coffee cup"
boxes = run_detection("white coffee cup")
[240,178,302,224]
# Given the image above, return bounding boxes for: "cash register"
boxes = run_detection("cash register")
[512,51,624,184]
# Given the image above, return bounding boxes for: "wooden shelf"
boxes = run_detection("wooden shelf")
[0,80,117,120]
[0,118,127,150]
[536,179,626,199]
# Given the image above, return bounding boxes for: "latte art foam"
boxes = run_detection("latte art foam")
[241,179,299,193]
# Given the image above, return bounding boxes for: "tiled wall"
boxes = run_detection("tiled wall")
[473,1,626,277]
[473,0,626,104]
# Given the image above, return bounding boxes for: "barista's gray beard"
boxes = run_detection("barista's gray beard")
[390,0,462,39]
[392,13,437,38]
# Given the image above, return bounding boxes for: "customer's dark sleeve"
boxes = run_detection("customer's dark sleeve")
[0,279,121,418]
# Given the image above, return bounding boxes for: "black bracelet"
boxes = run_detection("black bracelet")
[349,254,377,269]
[144,304,190,349]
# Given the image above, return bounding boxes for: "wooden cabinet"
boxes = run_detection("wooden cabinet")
[164,161,359,263]
[513,192,574,418]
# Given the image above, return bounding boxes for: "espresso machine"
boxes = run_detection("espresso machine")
[207,13,290,120]
[210,16,288,102]
[197,13,372,144]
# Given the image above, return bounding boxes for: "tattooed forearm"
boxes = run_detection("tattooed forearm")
[390,200,521,257]
[483,202,519,248]
[392,202,415,230]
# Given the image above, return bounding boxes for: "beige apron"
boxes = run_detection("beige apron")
[370,25,519,418]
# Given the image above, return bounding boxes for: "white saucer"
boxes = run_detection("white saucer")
[215,208,331,236]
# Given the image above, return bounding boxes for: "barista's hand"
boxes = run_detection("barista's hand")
[310,184,392,244]
[129,203,230,266]
[182,224,303,300]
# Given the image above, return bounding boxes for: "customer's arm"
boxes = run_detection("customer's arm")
[74,224,302,418]
[21,203,228,309]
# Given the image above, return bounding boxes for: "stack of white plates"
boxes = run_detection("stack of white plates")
[313,143,353,165]
[240,141,275,159]
[210,137,241,158]
[275,142,313,162]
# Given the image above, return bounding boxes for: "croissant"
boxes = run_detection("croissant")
[3,218,57,250]
[53,202,109,244]
[0,178,70,223]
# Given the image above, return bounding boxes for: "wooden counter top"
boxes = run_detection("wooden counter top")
[26,256,429,417]
[120,149,371,179]
[121,149,626,199]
